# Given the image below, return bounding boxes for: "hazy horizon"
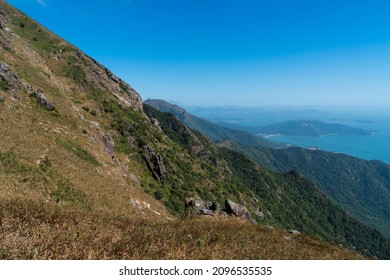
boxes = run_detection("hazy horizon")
[8,0,390,107]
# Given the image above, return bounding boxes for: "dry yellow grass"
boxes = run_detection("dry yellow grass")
[0,197,363,260]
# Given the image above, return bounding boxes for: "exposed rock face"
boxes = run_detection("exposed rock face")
[0,10,12,50]
[36,92,55,110]
[142,145,167,183]
[75,50,143,111]
[0,63,19,97]
[225,200,257,224]
[102,134,115,160]
[184,197,255,224]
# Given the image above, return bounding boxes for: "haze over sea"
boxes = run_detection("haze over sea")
[188,106,390,164]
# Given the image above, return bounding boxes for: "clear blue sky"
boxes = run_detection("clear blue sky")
[7,0,390,106]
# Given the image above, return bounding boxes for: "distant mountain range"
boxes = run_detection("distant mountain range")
[217,120,374,137]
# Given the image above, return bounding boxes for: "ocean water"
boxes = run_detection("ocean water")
[268,115,390,164]
[268,132,390,164]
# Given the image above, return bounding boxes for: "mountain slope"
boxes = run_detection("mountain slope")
[145,100,390,240]
[221,142,390,238]
[143,104,390,259]
[0,1,386,259]
[144,99,282,149]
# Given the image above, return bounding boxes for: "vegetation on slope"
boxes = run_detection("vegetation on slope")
[144,100,390,242]
[143,104,390,259]
[144,99,281,148]
[221,142,390,238]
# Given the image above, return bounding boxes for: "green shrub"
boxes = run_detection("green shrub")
[154,191,164,200]
[0,80,9,91]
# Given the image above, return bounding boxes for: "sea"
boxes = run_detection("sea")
[187,106,390,165]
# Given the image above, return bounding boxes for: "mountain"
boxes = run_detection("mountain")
[145,100,390,240]
[0,1,388,259]
[220,142,390,238]
[144,99,282,149]
[256,120,374,136]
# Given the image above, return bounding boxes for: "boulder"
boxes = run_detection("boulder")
[0,62,19,97]
[150,118,162,131]
[288,230,301,235]
[184,197,217,217]
[36,92,55,110]
[142,145,167,183]
[225,200,257,224]
[102,134,115,160]
[184,197,256,223]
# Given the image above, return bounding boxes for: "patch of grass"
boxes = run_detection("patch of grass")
[63,64,86,85]
[56,138,99,166]
[0,150,32,174]
[51,180,87,204]
[114,135,133,155]
[0,80,9,91]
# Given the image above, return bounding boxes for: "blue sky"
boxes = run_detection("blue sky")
[7,0,390,106]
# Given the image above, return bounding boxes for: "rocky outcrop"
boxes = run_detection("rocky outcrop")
[142,145,167,183]
[150,118,162,132]
[0,10,12,50]
[36,92,55,110]
[75,50,143,111]
[184,197,226,217]
[102,134,115,160]
[225,200,257,224]
[0,63,19,97]
[184,197,256,224]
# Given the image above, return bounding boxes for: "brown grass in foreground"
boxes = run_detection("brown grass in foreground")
[0,198,363,260]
